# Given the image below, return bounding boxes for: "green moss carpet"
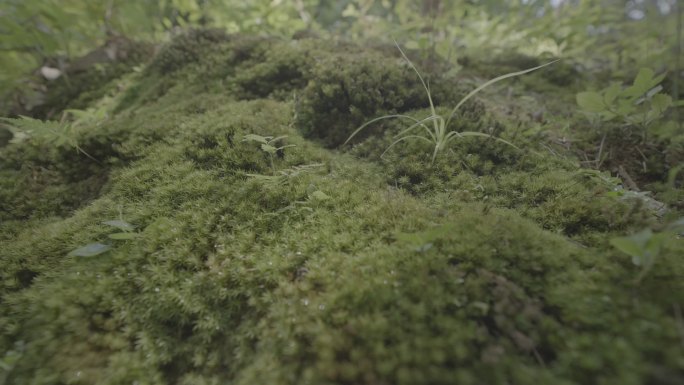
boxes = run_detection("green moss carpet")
[1,30,683,385]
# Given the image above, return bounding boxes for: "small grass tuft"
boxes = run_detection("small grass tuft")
[344,41,558,165]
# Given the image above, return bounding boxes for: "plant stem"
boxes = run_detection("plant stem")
[270,153,275,175]
[675,0,682,130]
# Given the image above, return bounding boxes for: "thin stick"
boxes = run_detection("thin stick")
[596,132,606,168]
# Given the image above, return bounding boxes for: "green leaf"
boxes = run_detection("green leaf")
[650,93,672,115]
[643,233,667,263]
[68,243,111,257]
[108,232,138,240]
[261,144,277,153]
[102,220,136,231]
[633,68,655,90]
[610,236,644,265]
[603,83,622,105]
[242,134,269,144]
[610,228,662,267]
[623,68,666,100]
[0,116,70,145]
[629,228,654,246]
[615,99,635,116]
[576,91,605,112]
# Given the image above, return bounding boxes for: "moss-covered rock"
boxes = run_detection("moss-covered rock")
[1,29,682,385]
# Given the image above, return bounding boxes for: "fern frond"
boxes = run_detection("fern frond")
[0,115,97,161]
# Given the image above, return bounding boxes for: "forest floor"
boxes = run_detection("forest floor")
[1,30,683,385]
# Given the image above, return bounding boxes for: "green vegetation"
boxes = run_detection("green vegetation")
[0,1,682,384]
[345,42,556,164]
[577,68,683,138]
[242,134,297,175]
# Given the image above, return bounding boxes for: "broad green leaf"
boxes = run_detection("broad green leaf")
[610,236,643,264]
[624,69,666,100]
[644,233,667,261]
[629,228,654,246]
[576,91,605,112]
[261,144,277,153]
[610,228,660,266]
[632,68,655,90]
[108,232,138,240]
[603,83,622,105]
[102,220,136,231]
[68,243,111,257]
[650,94,672,115]
[615,99,635,116]
[599,110,617,121]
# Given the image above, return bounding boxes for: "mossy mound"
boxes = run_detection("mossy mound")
[1,30,683,385]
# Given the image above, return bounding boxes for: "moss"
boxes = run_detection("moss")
[148,29,229,75]
[225,39,312,100]
[1,30,683,385]
[295,49,466,147]
[0,141,110,223]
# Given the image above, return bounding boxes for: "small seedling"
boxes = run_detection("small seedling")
[344,40,558,165]
[68,219,138,257]
[242,134,296,175]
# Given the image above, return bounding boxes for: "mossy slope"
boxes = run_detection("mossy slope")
[1,31,682,385]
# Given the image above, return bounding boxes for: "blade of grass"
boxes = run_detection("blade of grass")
[344,114,428,145]
[444,59,560,128]
[393,115,441,139]
[393,39,437,117]
[381,135,432,159]
[455,131,520,150]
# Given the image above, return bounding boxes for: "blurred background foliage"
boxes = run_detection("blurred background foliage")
[0,0,681,97]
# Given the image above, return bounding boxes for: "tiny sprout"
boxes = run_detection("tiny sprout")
[243,134,296,175]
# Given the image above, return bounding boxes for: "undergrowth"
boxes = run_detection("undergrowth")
[0,31,682,385]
